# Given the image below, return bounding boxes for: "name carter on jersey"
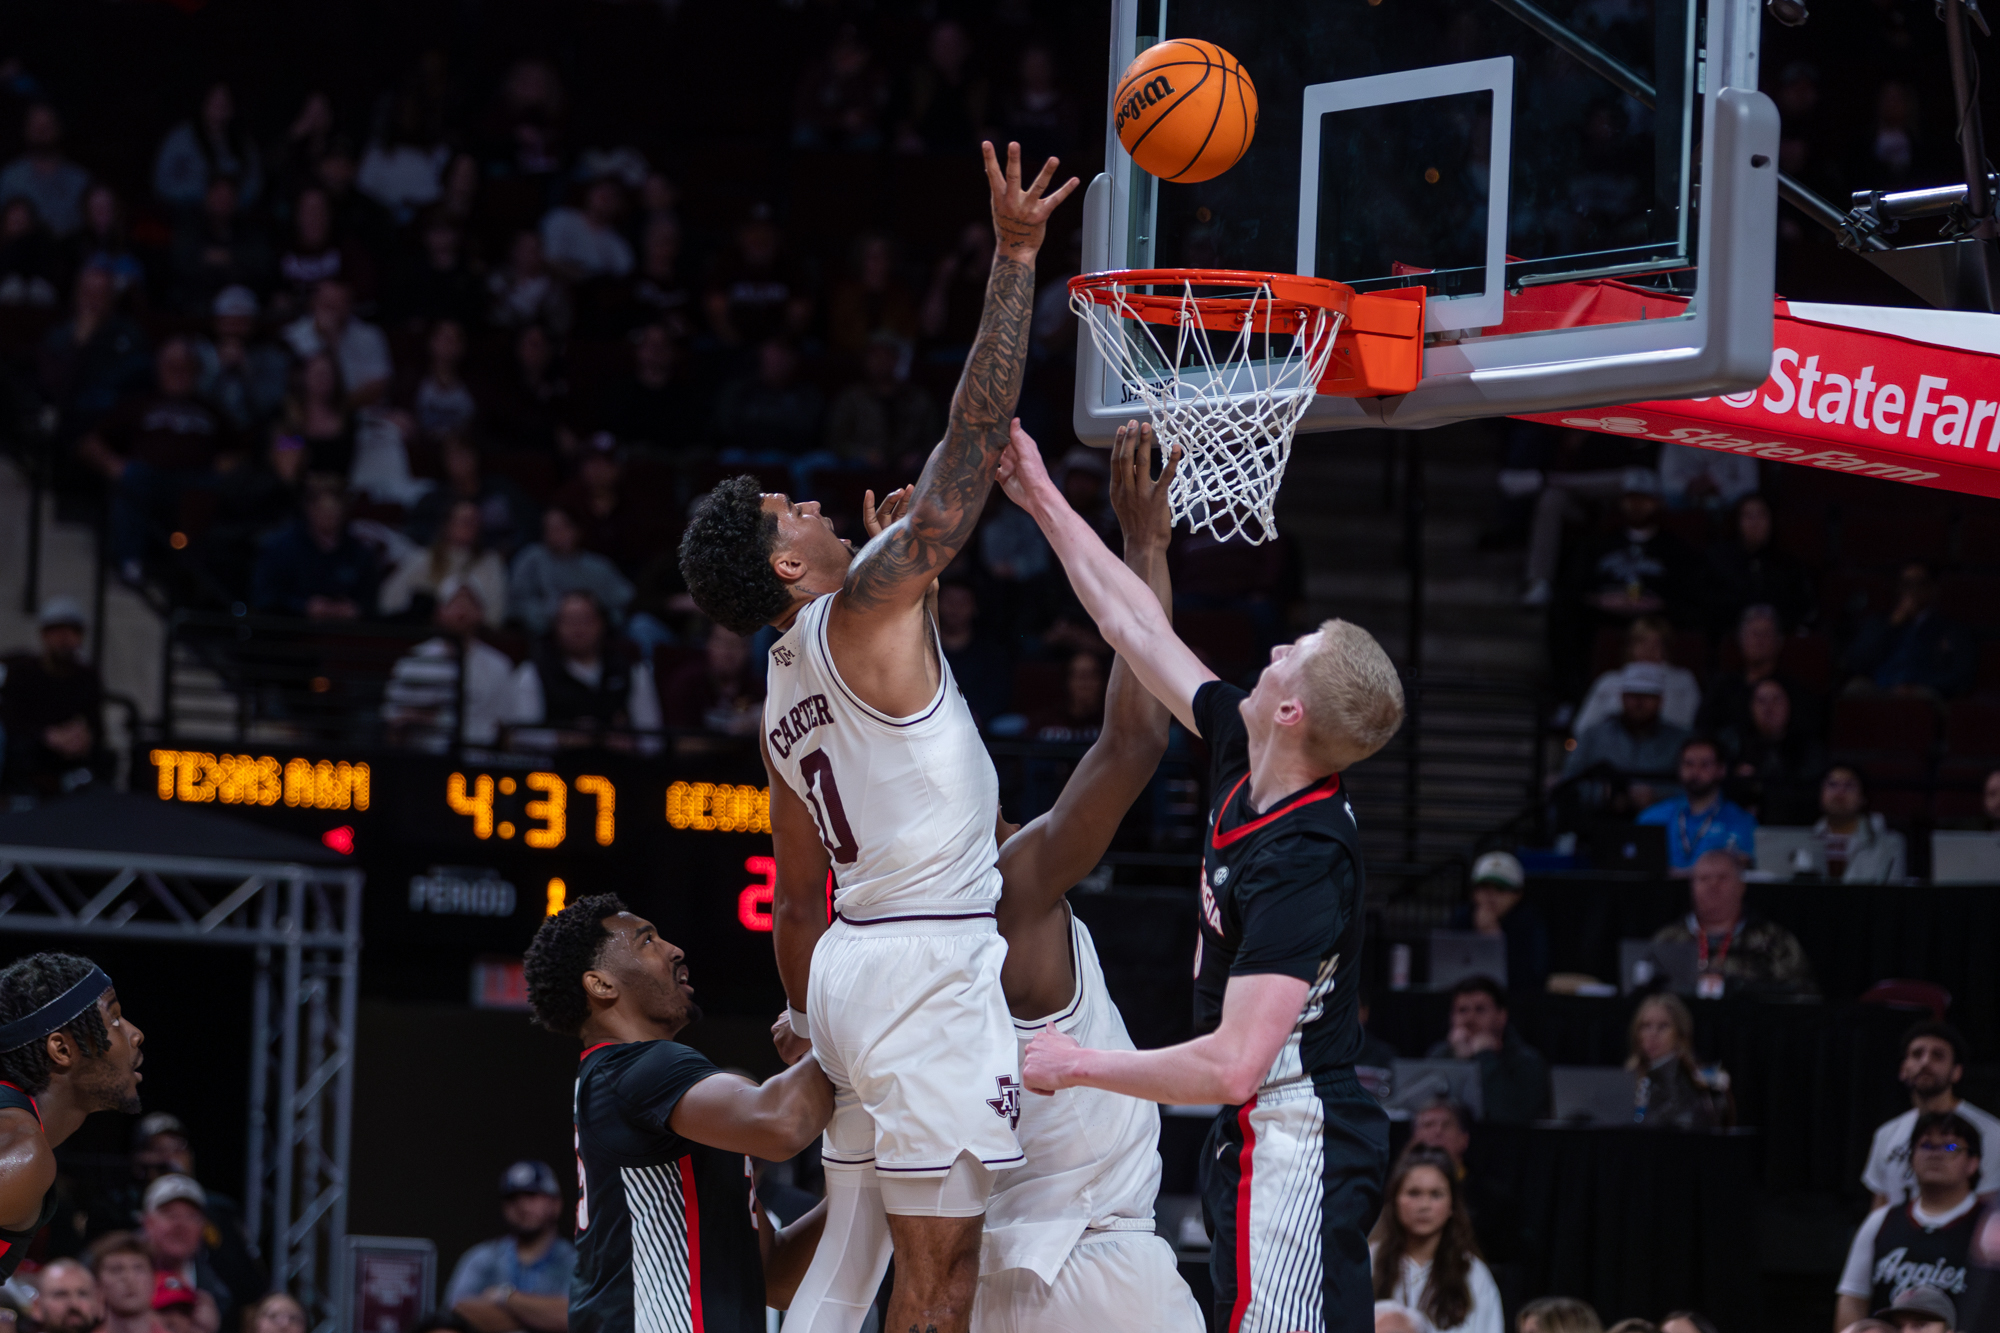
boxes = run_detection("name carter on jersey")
[767,692,834,759]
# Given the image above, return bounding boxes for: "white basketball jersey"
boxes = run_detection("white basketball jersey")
[981,912,1163,1285]
[764,593,1003,917]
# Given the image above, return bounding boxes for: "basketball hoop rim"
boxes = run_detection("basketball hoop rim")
[1068,267,1356,333]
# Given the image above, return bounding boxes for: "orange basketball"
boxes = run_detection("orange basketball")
[1114,39,1258,183]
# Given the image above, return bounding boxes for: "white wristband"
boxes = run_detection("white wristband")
[788,1007,812,1045]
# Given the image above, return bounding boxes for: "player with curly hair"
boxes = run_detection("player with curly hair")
[524,893,832,1333]
[0,952,145,1280]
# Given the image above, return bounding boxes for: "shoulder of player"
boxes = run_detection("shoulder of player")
[1229,821,1355,882]
[0,1110,53,1203]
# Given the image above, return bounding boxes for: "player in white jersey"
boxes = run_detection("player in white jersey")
[678,142,1076,1333]
[764,427,1201,1333]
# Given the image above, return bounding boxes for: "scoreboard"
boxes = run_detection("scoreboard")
[144,746,791,1012]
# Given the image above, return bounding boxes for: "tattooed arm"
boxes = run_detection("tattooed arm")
[827,142,1076,715]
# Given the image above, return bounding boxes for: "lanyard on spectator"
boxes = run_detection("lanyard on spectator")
[1675,801,1719,862]
[1696,924,1734,970]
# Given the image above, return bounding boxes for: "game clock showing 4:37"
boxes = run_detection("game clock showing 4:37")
[145,747,791,1009]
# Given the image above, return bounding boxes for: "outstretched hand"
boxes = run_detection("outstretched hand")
[1109,419,1179,552]
[1021,1022,1084,1096]
[995,418,1057,511]
[984,141,1080,261]
[861,484,913,540]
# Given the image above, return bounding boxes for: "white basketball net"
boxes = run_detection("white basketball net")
[1072,277,1342,545]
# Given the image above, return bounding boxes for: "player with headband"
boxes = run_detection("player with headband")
[0,953,146,1279]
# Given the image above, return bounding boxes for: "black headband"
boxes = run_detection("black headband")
[0,967,113,1052]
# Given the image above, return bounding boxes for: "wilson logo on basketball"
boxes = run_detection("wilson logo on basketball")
[1115,75,1176,132]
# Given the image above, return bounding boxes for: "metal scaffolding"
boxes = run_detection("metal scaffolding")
[0,842,362,1333]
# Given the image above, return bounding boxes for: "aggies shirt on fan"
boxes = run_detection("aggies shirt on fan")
[1191,680,1366,1089]
[570,1041,761,1333]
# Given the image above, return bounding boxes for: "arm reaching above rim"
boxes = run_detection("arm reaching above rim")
[997,419,1216,735]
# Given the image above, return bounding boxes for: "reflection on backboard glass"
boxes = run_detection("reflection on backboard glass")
[1313,92,1494,299]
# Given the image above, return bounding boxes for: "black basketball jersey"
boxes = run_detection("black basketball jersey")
[0,1083,57,1280]
[570,1041,763,1333]
[1191,681,1367,1093]
[1869,1199,1978,1310]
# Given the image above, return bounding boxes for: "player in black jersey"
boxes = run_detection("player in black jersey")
[524,894,834,1333]
[1003,423,1406,1333]
[0,953,145,1281]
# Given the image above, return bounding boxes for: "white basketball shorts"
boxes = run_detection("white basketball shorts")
[808,912,1025,1190]
[973,1231,1206,1333]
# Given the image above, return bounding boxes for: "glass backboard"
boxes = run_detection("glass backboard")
[1074,0,1780,439]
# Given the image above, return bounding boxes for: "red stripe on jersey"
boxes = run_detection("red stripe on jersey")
[0,1082,41,1128]
[1228,1098,1258,1333]
[578,1042,617,1063]
[679,1155,704,1332]
[1209,773,1341,848]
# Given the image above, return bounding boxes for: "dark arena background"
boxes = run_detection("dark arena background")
[0,1,1999,1332]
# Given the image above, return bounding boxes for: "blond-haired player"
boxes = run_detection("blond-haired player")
[1003,420,1405,1333]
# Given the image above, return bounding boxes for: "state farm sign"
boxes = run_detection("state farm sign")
[1516,303,2000,499]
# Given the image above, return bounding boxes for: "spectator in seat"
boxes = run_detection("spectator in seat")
[1706,494,1811,631]
[382,581,516,749]
[1571,615,1700,738]
[1863,1021,2000,1209]
[380,499,508,629]
[0,196,61,306]
[824,332,940,469]
[541,176,632,282]
[1840,561,1977,698]
[792,23,889,152]
[251,483,378,619]
[1448,851,1549,994]
[1836,1113,1983,1328]
[246,1294,306,1333]
[826,232,919,361]
[112,1114,263,1306]
[711,338,826,464]
[1552,467,1703,700]
[1425,976,1551,1124]
[193,286,288,433]
[168,175,271,317]
[67,185,147,298]
[151,1274,202,1333]
[0,103,91,238]
[658,621,761,736]
[510,507,633,635]
[1369,1147,1504,1333]
[1650,849,1816,994]
[596,323,698,452]
[1628,993,1730,1130]
[356,95,448,222]
[483,323,578,458]
[510,590,660,741]
[283,279,391,406]
[77,338,235,581]
[1560,663,1689,814]
[407,318,478,443]
[702,204,812,348]
[311,138,395,256]
[274,187,372,320]
[140,1175,233,1333]
[625,217,693,337]
[1657,442,1757,511]
[1871,1288,1958,1333]
[552,433,656,569]
[408,433,535,555]
[937,582,1011,728]
[1699,603,1819,739]
[442,1160,574,1333]
[1409,1096,1511,1265]
[1638,737,1757,871]
[154,83,263,212]
[277,352,358,480]
[88,1233,163,1333]
[0,596,109,798]
[394,214,486,330]
[488,230,572,337]
[32,1259,100,1333]
[1376,1304,1432,1333]
[1517,1298,1602,1333]
[1022,650,1109,744]
[1722,677,1824,824]
[202,434,309,599]
[1814,764,1907,882]
[37,263,151,440]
